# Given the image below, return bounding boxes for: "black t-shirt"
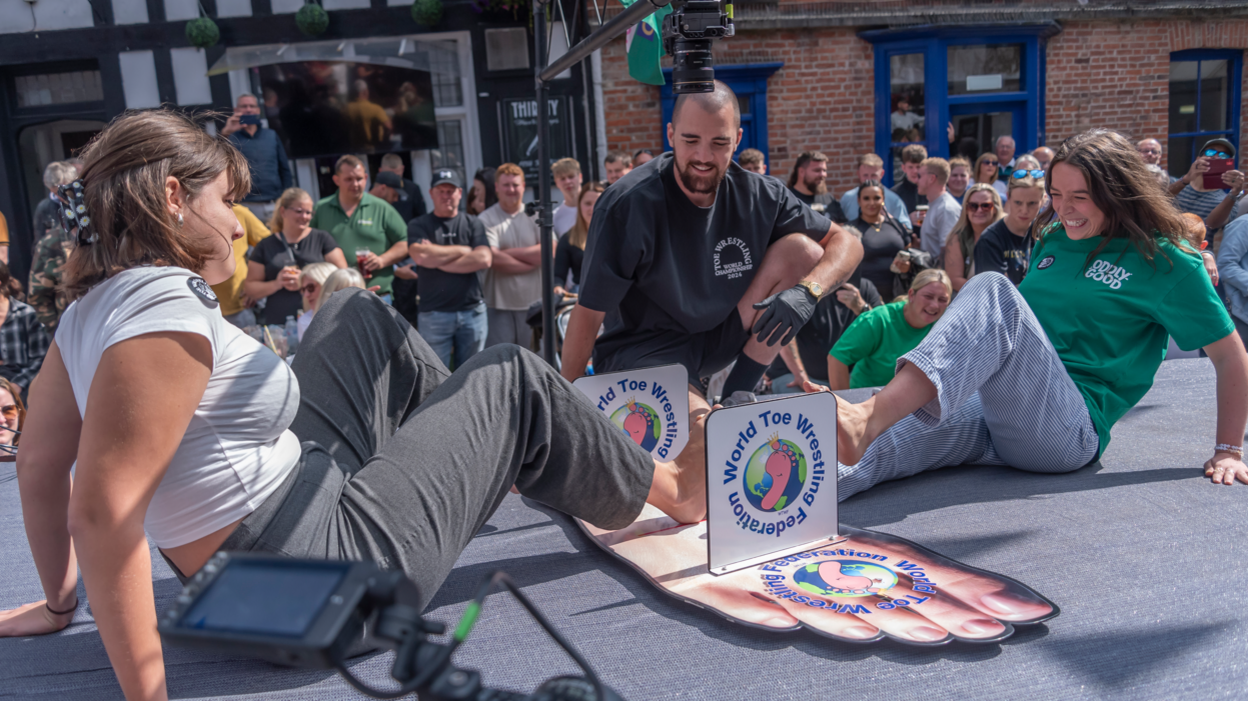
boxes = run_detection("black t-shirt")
[852,216,909,302]
[767,277,884,383]
[407,211,489,312]
[389,177,428,223]
[554,233,585,287]
[248,228,340,323]
[891,178,927,213]
[973,218,1033,286]
[581,153,831,345]
[789,187,847,226]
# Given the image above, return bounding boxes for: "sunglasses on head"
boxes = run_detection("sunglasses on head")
[1203,148,1232,159]
[966,202,996,212]
[0,404,18,418]
[1012,169,1045,179]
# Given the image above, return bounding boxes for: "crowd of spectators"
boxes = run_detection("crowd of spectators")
[2,98,1246,439]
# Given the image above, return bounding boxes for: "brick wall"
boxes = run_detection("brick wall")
[600,17,1248,193]
[599,26,875,196]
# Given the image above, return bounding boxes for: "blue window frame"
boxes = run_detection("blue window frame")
[661,63,783,165]
[1167,49,1243,178]
[861,24,1057,186]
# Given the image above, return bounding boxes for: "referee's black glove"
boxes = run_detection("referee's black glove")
[752,285,817,347]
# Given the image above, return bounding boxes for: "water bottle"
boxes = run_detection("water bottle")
[284,315,299,355]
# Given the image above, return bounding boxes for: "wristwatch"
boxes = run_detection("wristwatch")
[796,280,823,300]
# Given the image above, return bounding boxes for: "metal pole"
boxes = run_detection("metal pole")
[540,0,673,83]
[535,0,557,366]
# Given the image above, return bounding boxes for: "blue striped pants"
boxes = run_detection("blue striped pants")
[838,273,1100,500]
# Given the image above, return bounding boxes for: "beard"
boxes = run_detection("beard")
[676,157,726,195]
[803,174,827,195]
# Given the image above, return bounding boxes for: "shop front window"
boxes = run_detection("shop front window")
[1167,51,1241,178]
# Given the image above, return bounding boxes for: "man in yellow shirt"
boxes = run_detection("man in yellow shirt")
[0,210,9,264]
[211,205,271,328]
[347,80,392,148]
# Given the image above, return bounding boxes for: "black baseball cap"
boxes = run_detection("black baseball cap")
[431,169,462,189]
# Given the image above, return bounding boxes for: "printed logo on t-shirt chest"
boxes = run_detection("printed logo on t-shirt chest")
[1085,259,1132,290]
[712,237,754,279]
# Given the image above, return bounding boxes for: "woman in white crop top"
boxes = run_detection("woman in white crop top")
[0,111,705,701]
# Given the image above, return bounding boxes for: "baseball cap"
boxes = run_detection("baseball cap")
[374,171,408,199]
[431,169,462,189]
[1201,137,1236,158]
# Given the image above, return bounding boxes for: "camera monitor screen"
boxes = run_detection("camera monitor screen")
[257,61,438,159]
[176,560,349,638]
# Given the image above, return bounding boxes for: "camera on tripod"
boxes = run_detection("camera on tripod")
[158,552,622,701]
[662,0,735,94]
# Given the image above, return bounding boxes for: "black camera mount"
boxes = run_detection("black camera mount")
[159,554,621,701]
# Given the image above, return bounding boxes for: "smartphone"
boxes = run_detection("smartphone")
[1203,157,1233,190]
[239,114,262,126]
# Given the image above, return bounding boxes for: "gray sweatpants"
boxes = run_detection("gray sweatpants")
[212,288,655,610]
[839,273,1100,500]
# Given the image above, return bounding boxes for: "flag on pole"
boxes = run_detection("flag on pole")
[620,0,672,86]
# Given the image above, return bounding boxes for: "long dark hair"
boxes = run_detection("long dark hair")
[471,167,498,213]
[1037,129,1189,270]
[66,110,251,301]
[0,261,24,301]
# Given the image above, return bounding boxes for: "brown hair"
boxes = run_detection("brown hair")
[268,187,314,234]
[738,148,764,168]
[1179,212,1207,249]
[334,154,364,174]
[973,152,1000,184]
[856,153,884,168]
[552,157,581,178]
[920,157,950,186]
[949,156,971,172]
[0,261,25,301]
[604,150,633,167]
[567,181,606,251]
[496,162,525,180]
[1037,129,1191,269]
[787,150,828,188]
[65,110,250,301]
[900,144,928,165]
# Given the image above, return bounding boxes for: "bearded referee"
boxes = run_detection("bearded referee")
[562,81,863,471]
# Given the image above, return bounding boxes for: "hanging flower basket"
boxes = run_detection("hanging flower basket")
[186,16,220,49]
[296,1,330,37]
[411,0,444,26]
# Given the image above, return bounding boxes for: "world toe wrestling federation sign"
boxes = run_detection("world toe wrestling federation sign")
[705,391,839,574]
[573,365,690,461]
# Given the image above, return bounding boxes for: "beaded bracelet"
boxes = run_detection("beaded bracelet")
[1214,443,1244,456]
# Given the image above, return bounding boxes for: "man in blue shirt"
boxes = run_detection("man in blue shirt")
[840,153,911,230]
[221,93,293,223]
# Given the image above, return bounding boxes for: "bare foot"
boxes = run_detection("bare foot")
[835,394,875,466]
[649,408,713,523]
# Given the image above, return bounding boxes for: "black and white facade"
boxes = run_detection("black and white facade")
[0,0,601,287]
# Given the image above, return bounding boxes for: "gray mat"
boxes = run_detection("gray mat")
[2,359,1244,699]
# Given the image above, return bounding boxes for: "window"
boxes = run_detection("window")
[864,26,1051,186]
[659,63,783,166]
[15,70,103,107]
[1167,50,1242,178]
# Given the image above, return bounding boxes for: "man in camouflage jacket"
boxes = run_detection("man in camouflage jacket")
[28,223,74,334]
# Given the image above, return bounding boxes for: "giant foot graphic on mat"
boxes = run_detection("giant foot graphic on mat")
[579,509,1058,645]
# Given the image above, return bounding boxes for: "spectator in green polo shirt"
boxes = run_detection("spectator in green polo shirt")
[310,155,409,299]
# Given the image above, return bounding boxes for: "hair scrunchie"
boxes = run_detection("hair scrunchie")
[57,179,98,245]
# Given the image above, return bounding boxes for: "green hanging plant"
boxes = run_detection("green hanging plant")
[296,1,330,37]
[411,0,443,26]
[186,16,220,48]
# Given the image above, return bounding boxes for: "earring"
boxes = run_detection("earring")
[177,212,184,227]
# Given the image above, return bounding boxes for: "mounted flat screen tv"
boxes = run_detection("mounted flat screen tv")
[257,61,438,159]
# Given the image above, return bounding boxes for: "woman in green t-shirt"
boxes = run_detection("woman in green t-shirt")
[823,129,1248,500]
[827,269,952,390]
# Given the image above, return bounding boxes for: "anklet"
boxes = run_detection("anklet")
[46,598,78,616]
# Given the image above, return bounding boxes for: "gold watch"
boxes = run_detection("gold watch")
[796,280,824,300]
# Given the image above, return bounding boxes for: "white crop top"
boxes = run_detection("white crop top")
[57,266,302,548]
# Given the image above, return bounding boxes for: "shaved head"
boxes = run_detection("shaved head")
[672,80,741,129]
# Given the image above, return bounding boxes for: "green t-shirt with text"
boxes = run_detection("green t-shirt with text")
[1019,224,1234,457]
[830,301,933,388]
[309,192,408,295]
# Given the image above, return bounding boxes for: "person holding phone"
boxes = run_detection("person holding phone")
[221,93,293,223]
[1173,138,1245,236]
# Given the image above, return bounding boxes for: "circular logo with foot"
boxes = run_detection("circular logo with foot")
[610,398,662,452]
[792,559,898,597]
[744,434,806,512]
